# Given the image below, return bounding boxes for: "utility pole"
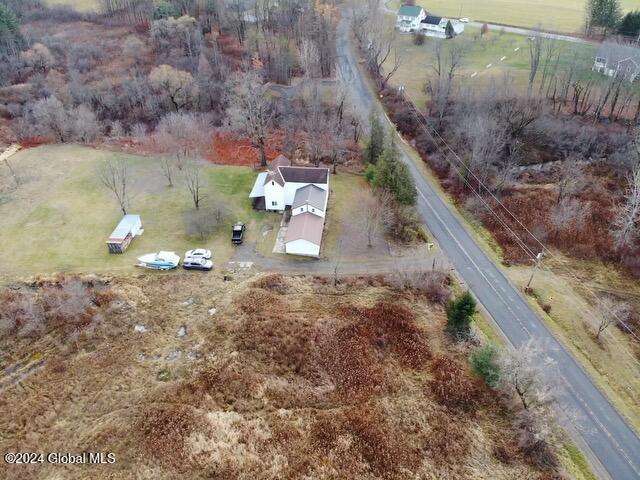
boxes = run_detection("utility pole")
[526,251,544,290]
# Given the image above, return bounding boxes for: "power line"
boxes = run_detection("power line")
[395,89,640,345]
[399,97,539,259]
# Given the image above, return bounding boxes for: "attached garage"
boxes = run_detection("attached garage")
[284,212,324,258]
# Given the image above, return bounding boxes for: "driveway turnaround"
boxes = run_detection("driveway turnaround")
[336,12,640,480]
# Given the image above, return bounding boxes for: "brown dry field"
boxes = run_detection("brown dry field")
[0,271,550,479]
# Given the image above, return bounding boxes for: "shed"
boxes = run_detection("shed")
[107,214,143,253]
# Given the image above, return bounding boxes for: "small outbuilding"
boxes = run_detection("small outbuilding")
[107,214,143,253]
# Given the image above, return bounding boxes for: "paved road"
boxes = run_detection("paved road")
[336,13,640,480]
[467,21,594,44]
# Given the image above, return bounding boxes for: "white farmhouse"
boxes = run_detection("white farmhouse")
[593,42,640,83]
[420,16,464,39]
[396,5,427,33]
[249,155,330,257]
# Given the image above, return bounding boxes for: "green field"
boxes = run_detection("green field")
[45,0,100,11]
[0,145,275,278]
[388,26,597,105]
[388,0,640,33]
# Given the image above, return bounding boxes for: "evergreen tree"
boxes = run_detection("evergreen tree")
[412,31,425,45]
[364,109,384,164]
[375,135,417,205]
[587,0,622,34]
[470,344,500,388]
[445,20,455,39]
[0,3,23,59]
[618,10,640,37]
[445,291,477,340]
[153,0,179,19]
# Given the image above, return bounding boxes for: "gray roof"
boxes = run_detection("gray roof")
[285,212,325,246]
[279,166,329,184]
[398,5,423,17]
[292,184,327,210]
[596,42,640,67]
[109,215,140,241]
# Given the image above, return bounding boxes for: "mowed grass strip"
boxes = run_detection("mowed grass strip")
[45,0,100,11]
[386,26,597,105]
[0,145,272,277]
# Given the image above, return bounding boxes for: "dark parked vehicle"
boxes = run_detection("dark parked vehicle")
[232,222,245,245]
[182,257,213,271]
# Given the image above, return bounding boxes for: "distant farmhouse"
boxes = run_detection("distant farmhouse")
[396,5,427,33]
[421,15,464,39]
[249,155,330,258]
[396,4,463,38]
[593,42,640,82]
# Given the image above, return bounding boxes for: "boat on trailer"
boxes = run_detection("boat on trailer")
[136,251,180,270]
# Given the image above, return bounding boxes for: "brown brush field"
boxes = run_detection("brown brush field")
[0,271,554,479]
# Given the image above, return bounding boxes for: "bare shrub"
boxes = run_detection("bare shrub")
[251,274,288,294]
[312,405,419,477]
[423,408,470,465]
[137,404,202,467]
[0,276,114,343]
[361,301,431,368]
[236,288,284,317]
[387,269,452,304]
[183,204,229,240]
[387,203,428,244]
[319,321,387,398]
[514,409,558,470]
[191,359,259,411]
[429,355,484,411]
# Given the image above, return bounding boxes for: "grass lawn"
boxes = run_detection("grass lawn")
[387,0,640,33]
[506,260,640,434]
[388,26,597,105]
[0,145,274,279]
[45,0,100,11]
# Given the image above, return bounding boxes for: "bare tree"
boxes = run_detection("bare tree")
[183,160,206,209]
[98,157,130,215]
[361,2,397,83]
[527,33,542,93]
[356,189,392,247]
[226,71,273,167]
[71,104,101,142]
[381,47,402,90]
[149,65,198,112]
[155,112,211,165]
[498,339,555,411]
[595,296,629,341]
[613,164,640,249]
[549,198,589,240]
[30,96,70,142]
[461,113,508,188]
[538,37,562,96]
[424,42,467,125]
[556,157,585,205]
[332,238,342,287]
[160,156,175,187]
[183,204,229,240]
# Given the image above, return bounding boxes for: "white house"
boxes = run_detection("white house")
[396,5,427,33]
[420,16,464,39]
[249,155,330,257]
[593,42,640,83]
